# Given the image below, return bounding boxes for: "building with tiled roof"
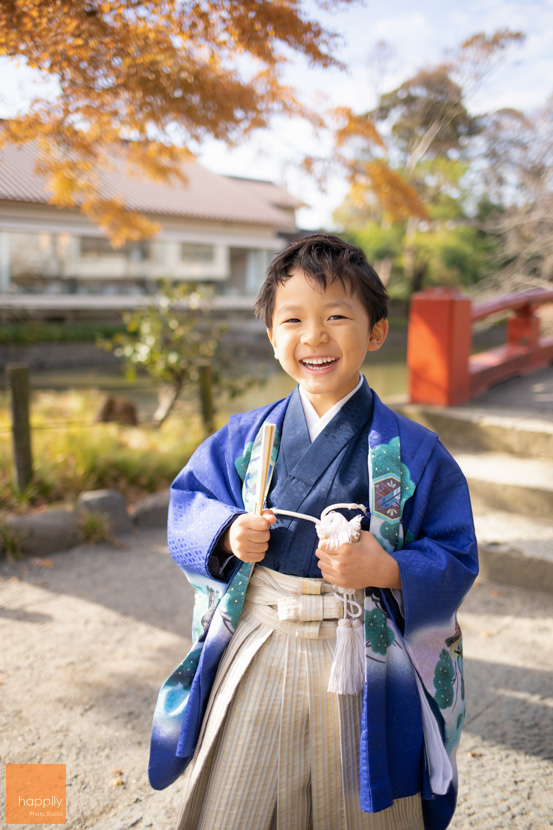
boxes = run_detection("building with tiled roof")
[0,138,303,297]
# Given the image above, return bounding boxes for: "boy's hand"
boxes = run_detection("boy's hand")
[315,530,402,590]
[221,510,276,562]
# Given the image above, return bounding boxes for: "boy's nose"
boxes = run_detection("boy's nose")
[301,323,328,346]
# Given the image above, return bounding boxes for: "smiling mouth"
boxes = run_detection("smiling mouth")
[300,356,339,369]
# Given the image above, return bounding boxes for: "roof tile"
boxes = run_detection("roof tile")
[0,140,298,229]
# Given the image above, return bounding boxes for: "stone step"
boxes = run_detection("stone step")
[471,497,553,593]
[392,401,553,459]
[452,451,553,518]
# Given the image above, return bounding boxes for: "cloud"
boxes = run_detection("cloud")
[0,58,59,118]
[369,11,433,46]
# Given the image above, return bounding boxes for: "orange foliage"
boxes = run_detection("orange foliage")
[348,161,429,223]
[460,29,525,53]
[332,107,428,223]
[364,161,429,222]
[334,108,386,150]
[332,29,524,225]
[0,0,358,242]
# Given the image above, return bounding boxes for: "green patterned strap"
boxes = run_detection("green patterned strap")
[369,435,414,553]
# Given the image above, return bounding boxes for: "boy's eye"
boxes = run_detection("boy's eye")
[283,317,301,324]
[329,314,346,320]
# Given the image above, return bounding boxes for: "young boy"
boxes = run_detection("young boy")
[148,233,478,830]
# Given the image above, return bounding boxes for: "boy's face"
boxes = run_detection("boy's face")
[268,269,388,416]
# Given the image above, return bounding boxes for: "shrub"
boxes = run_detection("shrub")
[77,510,111,544]
[0,390,203,511]
[0,518,23,560]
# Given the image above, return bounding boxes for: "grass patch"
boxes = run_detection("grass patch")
[77,510,111,544]
[0,518,23,559]
[0,389,207,512]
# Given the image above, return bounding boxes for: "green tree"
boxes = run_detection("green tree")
[103,281,263,428]
[373,66,481,174]
[344,217,496,300]
[334,30,523,295]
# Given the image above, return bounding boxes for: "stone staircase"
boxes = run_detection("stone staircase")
[392,402,553,593]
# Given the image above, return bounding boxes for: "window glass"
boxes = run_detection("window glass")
[180,243,214,264]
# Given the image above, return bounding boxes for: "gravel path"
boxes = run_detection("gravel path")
[1,529,552,830]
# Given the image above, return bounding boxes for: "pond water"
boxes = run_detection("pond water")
[226,350,408,416]
[2,341,409,421]
[1,320,510,421]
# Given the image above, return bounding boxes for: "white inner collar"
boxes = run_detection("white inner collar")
[299,375,364,442]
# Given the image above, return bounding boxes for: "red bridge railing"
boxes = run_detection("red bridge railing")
[407,287,553,406]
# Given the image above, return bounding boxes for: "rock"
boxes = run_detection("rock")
[95,395,138,426]
[132,490,170,529]
[6,509,79,556]
[77,489,133,536]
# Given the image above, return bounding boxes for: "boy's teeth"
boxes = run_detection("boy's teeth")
[303,357,336,365]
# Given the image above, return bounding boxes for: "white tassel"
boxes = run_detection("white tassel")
[315,509,367,695]
[273,505,369,696]
[328,617,365,694]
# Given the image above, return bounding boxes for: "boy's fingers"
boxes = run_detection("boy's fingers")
[245,540,269,553]
[231,511,275,559]
[244,550,267,559]
[236,528,270,544]
[315,544,340,561]
[317,560,337,581]
[247,514,274,531]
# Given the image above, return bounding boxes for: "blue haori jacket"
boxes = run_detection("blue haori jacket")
[148,387,478,830]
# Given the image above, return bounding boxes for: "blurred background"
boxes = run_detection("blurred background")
[1,10,553,829]
[0,0,552,513]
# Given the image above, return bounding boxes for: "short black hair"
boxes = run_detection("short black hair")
[254,232,388,330]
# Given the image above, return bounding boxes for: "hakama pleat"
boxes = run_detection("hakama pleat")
[176,567,423,830]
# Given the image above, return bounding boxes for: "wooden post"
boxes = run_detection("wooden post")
[6,364,34,490]
[408,288,472,406]
[198,362,215,435]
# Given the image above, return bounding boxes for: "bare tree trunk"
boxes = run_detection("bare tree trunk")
[411,262,428,294]
[375,256,393,286]
[402,217,430,295]
[403,216,418,285]
[198,363,215,436]
[7,364,33,491]
[153,382,183,427]
[405,120,442,176]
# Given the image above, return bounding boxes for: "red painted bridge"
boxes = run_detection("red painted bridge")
[408,287,553,407]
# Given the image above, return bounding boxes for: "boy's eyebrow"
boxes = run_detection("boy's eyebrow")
[274,304,301,314]
[325,300,356,310]
[275,300,356,315]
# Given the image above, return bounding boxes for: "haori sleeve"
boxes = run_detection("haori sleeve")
[168,425,245,584]
[391,441,479,636]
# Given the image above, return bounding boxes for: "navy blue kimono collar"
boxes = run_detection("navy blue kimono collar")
[279,379,374,489]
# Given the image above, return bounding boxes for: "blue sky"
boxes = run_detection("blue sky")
[1,0,552,228]
[199,0,553,227]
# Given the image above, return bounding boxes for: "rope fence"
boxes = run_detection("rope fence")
[2,363,215,492]
[0,419,159,434]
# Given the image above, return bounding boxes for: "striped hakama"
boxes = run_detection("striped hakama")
[176,567,424,830]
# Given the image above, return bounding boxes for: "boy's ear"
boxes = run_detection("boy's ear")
[267,329,279,359]
[367,319,389,352]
